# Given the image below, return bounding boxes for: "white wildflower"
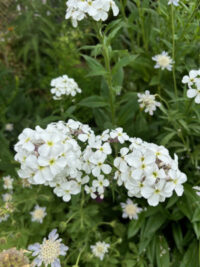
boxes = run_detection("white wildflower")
[168,0,179,6]
[138,90,161,115]
[30,205,47,223]
[91,241,110,260]
[120,199,143,220]
[50,75,81,100]
[152,51,173,71]
[28,229,69,267]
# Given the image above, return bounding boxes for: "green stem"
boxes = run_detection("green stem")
[136,0,148,51]
[96,24,116,127]
[171,5,178,98]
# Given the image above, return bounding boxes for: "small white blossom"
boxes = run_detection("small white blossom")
[91,241,110,260]
[138,90,161,115]
[110,128,129,144]
[120,199,142,220]
[30,205,47,223]
[5,123,14,132]
[28,229,69,267]
[152,51,173,71]
[3,176,14,190]
[50,75,82,100]
[182,69,200,104]
[168,0,179,6]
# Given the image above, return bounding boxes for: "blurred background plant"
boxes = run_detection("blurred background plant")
[0,0,200,266]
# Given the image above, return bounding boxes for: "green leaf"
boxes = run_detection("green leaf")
[78,96,108,108]
[156,236,170,267]
[82,55,107,77]
[112,55,138,75]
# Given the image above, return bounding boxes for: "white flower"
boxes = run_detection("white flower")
[90,154,112,177]
[30,205,47,223]
[65,0,119,27]
[167,169,187,196]
[110,128,129,143]
[5,123,14,132]
[91,241,110,260]
[141,180,172,206]
[3,176,14,190]
[85,185,97,199]
[55,181,81,202]
[152,51,173,71]
[2,193,12,202]
[92,175,109,194]
[187,80,200,104]
[137,90,161,116]
[28,229,69,267]
[182,70,200,87]
[168,0,179,6]
[120,199,142,220]
[50,75,81,99]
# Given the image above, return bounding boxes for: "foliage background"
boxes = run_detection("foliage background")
[0,0,200,266]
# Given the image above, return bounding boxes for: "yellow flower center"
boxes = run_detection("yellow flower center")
[125,204,137,216]
[157,55,170,67]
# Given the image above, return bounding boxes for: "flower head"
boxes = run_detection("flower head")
[5,123,14,132]
[91,241,110,260]
[120,199,143,220]
[152,51,173,71]
[65,0,119,27]
[50,75,82,100]
[2,193,12,202]
[137,90,161,115]
[0,248,30,267]
[28,229,68,267]
[182,69,200,104]
[168,0,179,6]
[30,205,47,223]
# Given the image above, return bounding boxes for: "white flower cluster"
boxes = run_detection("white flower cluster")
[15,120,187,206]
[137,90,161,116]
[114,137,187,206]
[50,75,82,100]
[182,69,200,104]
[152,51,173,71]
[65,0,119,27]
[91,241,110,260]
[14,120,113,202]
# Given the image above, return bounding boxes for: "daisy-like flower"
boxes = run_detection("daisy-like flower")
[91,241,110,261]
[28,229,69,267]
[168,0,179,6]
[2,176,14,190]
[120,199,143,220]
[152,51,173,71]
[137,90,161,116]
[30,205,47,223]
[110,128,129,144]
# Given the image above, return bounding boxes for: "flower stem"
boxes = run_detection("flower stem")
[171,5,178,98]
